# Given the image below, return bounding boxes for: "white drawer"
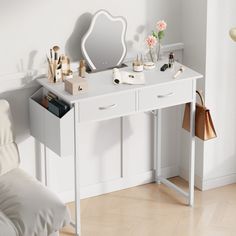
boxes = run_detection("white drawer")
[79,91,136,123]
[29,87,74,157]
[139,80,193,111]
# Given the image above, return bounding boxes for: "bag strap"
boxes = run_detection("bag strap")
[196,90,205,107]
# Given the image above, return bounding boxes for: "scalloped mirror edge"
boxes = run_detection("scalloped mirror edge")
[81,9,127,72]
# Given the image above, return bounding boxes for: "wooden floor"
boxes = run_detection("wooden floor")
[60,177,236,236]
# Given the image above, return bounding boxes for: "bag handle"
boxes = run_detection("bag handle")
[196,90,205,107]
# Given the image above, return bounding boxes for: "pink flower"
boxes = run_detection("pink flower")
[146,35,157,48]
[156,20,167,31]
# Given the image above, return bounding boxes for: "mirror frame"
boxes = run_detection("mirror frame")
[81,10,127,72]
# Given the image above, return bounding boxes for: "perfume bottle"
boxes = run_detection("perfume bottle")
[168,52,175,69]
[61,55,71,76]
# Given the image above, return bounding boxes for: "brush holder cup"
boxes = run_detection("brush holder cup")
[48,62,63,83]
[48,62,54,83]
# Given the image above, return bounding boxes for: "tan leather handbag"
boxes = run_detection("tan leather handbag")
[182,91,217,141]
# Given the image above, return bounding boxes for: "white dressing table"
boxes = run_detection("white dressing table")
[29,60,202,236]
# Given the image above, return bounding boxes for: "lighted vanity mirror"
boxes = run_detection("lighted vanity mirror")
[81,10,127,72]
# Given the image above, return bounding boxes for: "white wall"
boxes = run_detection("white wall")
[0,0,185,202]
[180,0,236,190]
[3,0,235,200]
[3,0,234,200]
[179,0,207,188]
[203,0,236,189]
[0,0,182,76]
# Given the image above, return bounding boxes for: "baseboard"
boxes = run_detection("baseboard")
[179,168,236,191]
[179,168,203,190]
[161,165,179,179]
[58,165,179,203]
[201,173,236,191]
[60,167,236,203]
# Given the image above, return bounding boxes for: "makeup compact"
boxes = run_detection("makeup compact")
[144,62,155,70]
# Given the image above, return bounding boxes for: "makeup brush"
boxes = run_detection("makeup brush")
[52,46,60,82]
[46,55,53,75]
[53,45,60,61]
[53,45,60,51]
[50,49,53,62]
[57,55,61,66]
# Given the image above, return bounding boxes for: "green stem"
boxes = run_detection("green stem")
[149,48,154,62]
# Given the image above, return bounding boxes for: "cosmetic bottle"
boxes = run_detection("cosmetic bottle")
[79,60,86,78]
[168,52,175,69]
[62,55,71,77]
[133,54,144,72]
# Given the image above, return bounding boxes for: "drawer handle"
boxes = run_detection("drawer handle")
[157,92,174,98]
[99,104,117,110]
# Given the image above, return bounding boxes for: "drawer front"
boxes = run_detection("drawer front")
[139,80,193,111]
[79,92,136,123]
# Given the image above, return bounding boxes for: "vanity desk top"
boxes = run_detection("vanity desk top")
[37,60,203,105]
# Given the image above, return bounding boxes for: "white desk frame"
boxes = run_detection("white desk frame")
[34,61,202,236]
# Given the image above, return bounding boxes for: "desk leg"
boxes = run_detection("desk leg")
[189,82,196,206]
[74,103,81,236]
[154,109,162,184]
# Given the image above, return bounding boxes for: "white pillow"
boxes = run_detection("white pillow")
[0,168,70,236]
[0,100,19,176]
[0,211,17,236]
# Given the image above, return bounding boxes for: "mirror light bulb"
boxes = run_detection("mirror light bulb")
[229,28,236,42]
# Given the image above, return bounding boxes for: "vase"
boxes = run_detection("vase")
[156,41,162,61]
[148,47,157,62]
